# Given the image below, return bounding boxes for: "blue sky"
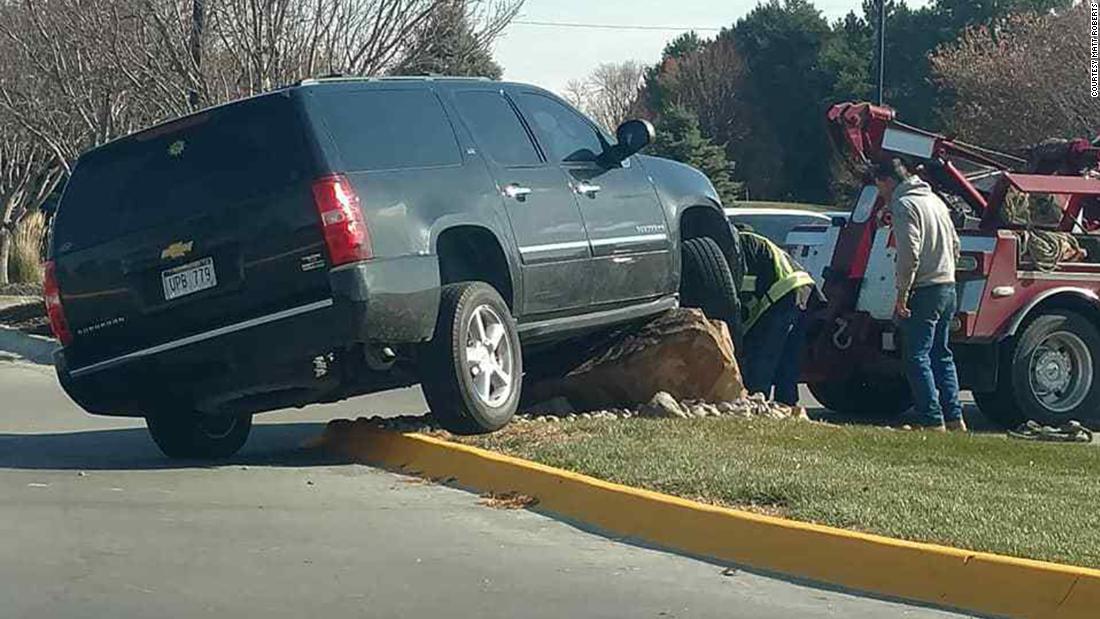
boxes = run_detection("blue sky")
[493,0,928,95]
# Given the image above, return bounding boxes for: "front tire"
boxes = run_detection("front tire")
[146,412,252,459]
[808,373,912,417]
[975,311,1100,428]
[680,237,740,340]
[419,282,522,435]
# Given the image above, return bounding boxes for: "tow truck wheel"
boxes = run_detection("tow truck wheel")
[807,374,912,418]
[975,311,1100,428]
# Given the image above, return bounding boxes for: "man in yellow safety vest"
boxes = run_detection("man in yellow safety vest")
[737,228,821,406]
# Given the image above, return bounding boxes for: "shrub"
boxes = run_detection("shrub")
[8,211,46,284]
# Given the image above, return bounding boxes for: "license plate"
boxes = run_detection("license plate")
[162,257,217,301]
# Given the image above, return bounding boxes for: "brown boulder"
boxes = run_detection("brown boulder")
[528,308,744,410]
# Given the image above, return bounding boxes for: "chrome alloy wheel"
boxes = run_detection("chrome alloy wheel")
[464,304,514,408]
[1029,330,1093,414]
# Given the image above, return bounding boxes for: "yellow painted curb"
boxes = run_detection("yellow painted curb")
[321,421,1100,619]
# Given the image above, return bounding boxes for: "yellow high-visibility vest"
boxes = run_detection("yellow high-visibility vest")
[740,232,815,331]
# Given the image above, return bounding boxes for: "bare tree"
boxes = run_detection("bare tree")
[0,0,195,168]
[0,0,522,163]
[567,61,645,130]
[562,79,588,110]
[932,5,1099,151]
[0,0,520,280]
[0,125,63,284]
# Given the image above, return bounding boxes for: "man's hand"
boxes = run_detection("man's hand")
[895,295,911,319]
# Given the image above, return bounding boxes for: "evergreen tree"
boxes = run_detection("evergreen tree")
[650,106,742,205]
[393,1,503,79]
[728,0,834,203]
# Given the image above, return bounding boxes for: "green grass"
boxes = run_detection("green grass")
[462,418,1100,568]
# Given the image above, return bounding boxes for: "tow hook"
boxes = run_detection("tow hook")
[832,318,853,350]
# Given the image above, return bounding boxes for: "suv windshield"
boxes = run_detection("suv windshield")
[53,93,309,254]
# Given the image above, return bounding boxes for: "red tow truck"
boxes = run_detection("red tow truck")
[791,102,1100,427]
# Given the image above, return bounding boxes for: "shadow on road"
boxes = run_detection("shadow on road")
[0,422,344,471]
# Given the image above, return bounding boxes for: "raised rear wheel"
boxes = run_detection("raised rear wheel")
[419,282,522,434]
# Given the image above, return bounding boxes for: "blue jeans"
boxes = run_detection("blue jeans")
[743,295,806,406]
[900,284,963,425]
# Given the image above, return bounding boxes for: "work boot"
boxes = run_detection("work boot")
[945,419,968,433]
[897,408,947,432]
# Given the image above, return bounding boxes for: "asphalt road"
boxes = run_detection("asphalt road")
[0,358,971,618]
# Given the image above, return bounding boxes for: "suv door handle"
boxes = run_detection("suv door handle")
[574,182,601,198]
[503,184,532,200]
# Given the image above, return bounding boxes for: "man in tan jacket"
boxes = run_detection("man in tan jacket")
[873,158,965,432]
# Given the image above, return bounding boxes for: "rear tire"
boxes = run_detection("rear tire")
[419,282,522,435]
[680,237,740,341]
[975,311,1100,428]
[808,374,912,417]
[146,412,252,459]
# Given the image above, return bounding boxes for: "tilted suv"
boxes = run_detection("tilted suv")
[46,77,741,458]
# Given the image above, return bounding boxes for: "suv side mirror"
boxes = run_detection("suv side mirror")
[602,119,655,166]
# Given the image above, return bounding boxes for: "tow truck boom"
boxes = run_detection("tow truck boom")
[826,101,1099,215]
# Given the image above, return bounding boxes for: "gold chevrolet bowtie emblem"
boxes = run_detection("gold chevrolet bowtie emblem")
[161,241,194,260]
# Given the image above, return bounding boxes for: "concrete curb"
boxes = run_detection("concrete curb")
[0,326,57,365]
[321,422,1100,619]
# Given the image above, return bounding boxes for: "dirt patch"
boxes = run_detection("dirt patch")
[0,300,50,336]
[0,283,42,297]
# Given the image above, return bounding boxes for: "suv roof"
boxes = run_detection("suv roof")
[81,77,554,155]
[296,75,495,86]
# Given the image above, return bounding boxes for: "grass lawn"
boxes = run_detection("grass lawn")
[459,418,1100,568]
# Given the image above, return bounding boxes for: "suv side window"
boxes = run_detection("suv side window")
[518,93,606,164]
[313,89,462,171]
[453,91,541,167]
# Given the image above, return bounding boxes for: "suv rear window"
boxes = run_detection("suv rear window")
[54,93,309,253]
[311,89,462,172]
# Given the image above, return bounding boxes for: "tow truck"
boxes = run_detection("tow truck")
[792,102,1100,427]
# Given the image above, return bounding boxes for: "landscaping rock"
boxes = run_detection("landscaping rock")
[633,391,808,422]
[639,391,690,418]
[527,308,744,411]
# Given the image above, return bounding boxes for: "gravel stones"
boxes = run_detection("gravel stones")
[344,390,808,435]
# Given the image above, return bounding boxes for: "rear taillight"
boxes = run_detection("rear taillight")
[311,174,372,266]
[43,261,73,346]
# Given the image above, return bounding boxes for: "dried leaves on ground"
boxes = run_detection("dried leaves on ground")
[478,491,539,510]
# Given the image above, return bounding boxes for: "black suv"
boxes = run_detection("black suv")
[46,77,741,458]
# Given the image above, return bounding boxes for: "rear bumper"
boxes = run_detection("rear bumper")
[57,255,440,417]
